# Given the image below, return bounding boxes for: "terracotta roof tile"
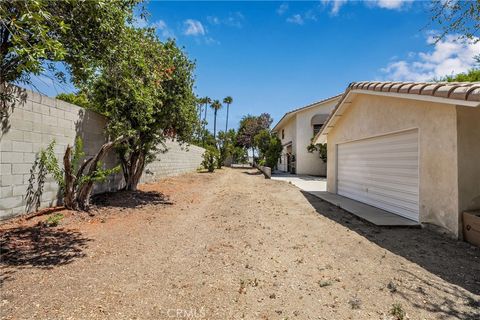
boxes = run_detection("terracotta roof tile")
[349,81,480,102]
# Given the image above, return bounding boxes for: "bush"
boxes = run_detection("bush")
[202,147,219,172]
[254,129,282,168]
[307,142,327,163]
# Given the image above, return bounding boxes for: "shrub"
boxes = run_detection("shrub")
[202,147,219,172]
[307,142,327,163]
[390,303,406,320]
[254,129,282,168]
[39,138,120,210]
[45,213,64,227]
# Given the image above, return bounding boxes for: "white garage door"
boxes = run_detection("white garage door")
[337,129,419,221]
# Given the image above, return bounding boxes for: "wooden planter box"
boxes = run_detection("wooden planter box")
[463,211,480,247]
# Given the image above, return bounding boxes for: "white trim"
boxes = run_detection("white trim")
[334,127,419,146]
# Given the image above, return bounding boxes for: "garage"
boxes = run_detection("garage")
[337,129,419,221]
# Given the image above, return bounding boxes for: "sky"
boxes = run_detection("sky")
[30,0,480,133]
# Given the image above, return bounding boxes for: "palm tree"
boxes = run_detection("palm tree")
[202,97,211,146]
[211,99,222,140]
[223,96,233,132]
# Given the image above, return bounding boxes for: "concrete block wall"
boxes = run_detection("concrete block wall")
[141,140,205,183]
[0,88,205,220]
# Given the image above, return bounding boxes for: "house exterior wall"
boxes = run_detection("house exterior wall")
[294,101,336,176]
[276,116,296,172]
[326,94,461,237]
[456,106,480,232]
[0,88,204,220]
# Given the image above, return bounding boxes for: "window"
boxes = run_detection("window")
[281,129,285,139]
[313,124,323,137]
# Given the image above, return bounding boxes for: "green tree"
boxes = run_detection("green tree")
[441,68,480,82]
[201,96,211,146]
[223,96,233,132]
[211,99,222,140]
[56,92,90,109]
[237,113,273,159]
[254,129,282,168]
[0,0,138,99]
[88,28,197,191]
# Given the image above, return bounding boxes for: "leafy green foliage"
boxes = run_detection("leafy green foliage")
[38,138,119,210]
[0,0,139,87]
[254,129,282,168]
[56,92,91,110]
[440,68,480,82]
[39,140,64,189]
[87,28,198,190]
[45,213,64,227]
[202,146,219,172]
[237,113,273,158]
[307,143,328,163]
[390,303,406,320]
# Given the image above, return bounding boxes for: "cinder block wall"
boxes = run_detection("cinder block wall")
[0,88,204,220]
[141,140,205,184]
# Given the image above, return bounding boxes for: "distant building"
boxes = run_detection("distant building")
[272,95,341,176]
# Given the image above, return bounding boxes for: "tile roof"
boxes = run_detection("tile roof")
[313,81,480,144]
[350,81,480,102]
[272,94,341,132]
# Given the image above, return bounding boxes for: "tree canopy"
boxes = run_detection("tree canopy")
[430,0,480,44]
[237,113,273,154]
[86,27,198,190]
[0,0,139,88]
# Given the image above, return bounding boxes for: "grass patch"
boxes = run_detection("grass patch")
[45,213,64,227]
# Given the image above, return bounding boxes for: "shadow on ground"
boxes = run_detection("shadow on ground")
[91,190,173,209]
[301,191,480,319]
[0,223,92,285]
[242,171,262,176]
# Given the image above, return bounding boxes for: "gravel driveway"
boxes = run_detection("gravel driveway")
[1,168,479,319]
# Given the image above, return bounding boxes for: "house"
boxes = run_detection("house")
[272,95,341,176]
[314,81,480,238]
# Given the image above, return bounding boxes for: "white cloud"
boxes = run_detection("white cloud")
[151,20,175,39]
[207,16,221,25]
[322,0,410,15]
[207,12,244,28]
[277,3,289,15]
[287,14,304,25]
[372,0,411,10]
[183,19,205,36]
[380,34,480,81]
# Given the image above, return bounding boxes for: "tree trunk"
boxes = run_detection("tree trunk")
[202,103,208,147]
[213,109,217,140]
[76,138,123,210]
[225,103,229,133]
[63,145,76,210]
[123,150,145,191]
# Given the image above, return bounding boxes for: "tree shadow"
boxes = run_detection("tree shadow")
[24,157,48,214]
[0,223,92,286]
[91,190,173,209]
[301,191,480,300]
[1,85,27,137]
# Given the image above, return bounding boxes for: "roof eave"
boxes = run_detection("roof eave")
[313,87,480,145]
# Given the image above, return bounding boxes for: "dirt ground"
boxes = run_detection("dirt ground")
[1,168,479,320]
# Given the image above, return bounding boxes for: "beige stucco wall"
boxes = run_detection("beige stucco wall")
[275,99,337,175]
[326,94,461,237]
[456,106,480,228]
[276,116,296,172]
[295,101,336,176]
